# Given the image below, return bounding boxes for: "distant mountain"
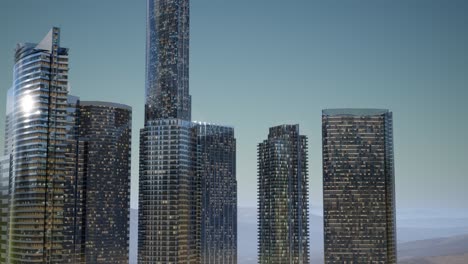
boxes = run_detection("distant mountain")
[399,254,468,264]
[399,234,468,263]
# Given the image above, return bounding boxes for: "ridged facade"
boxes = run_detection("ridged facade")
[7,27,71,263]
[198,124,237,264]
[257,125,310,264]
[322,109,396,263]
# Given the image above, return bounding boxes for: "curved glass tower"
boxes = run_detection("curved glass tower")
[145,0,191,122]
[8,27,70,263]
[75,102,132,263]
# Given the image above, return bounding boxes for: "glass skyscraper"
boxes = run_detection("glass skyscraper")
[145,0,191,122]
[7,27,71,263]
[139,119,200,263]
[139,0,237,263]
[197,124,237,264]
[4,27,133,264]
[68,101,132,263]
[322,109,396,263]
[257,125,310,264]
[0,155,10,263]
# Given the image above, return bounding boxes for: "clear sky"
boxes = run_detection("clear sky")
[1,0,467,209]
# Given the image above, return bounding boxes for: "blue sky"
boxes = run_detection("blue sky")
[1,0,467,209]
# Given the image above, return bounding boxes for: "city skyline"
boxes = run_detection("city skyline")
[1,0,467,212]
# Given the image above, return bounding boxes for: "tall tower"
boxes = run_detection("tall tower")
[257,125,310,264]
[140,0,197,263]
[140,1,237,263]
[62,100,133,264]
[7,27,71,263]
[197,124,237,264]
[145,0,191,122]
[1,88,13,264]
[0,155,10,263]
[322,109,397,263]
[74,101,132,263]
[139,119,200,263]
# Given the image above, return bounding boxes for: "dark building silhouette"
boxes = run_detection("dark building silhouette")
[257,125,310,264]
[322,109,396,263]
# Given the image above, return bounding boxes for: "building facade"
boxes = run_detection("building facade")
[140,1,237,263]
[0,155,10,263]
[197,124,237,264]
[4,88,14,155]
[322,109,396,263]
[7,27,71,263]
[4,28,133,264]
[63,95,85,263]
[75,101,132,263]
[145,0,191,122]
[257,125,310,264]
[138,119,200,263]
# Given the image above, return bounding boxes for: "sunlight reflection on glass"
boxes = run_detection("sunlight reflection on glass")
[21,94,34,114]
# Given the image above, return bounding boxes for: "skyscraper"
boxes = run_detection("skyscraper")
[7,27,71,263]
[139,119,200,263]
[145,0,191,122]
[62,100,133,264]
[139,7,201,261]
[0,155,10,263]
[4,27,133,264]
[139,0,237,263]
[197,124,237,264]
[322,109,396,263]
[257,125,310,264]
[3,88,14,156]
[73,101,132,263]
